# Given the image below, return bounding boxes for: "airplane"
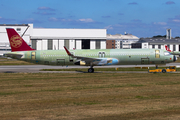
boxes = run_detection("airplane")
[3,28,177,73]
[165,45,180,55]
[165,45,171,52]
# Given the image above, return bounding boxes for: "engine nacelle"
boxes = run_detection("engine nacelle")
[74,58,119,66]
[97,58,119,66]
[74,61,86,66]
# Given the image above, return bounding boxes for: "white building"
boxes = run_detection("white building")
[31,28,106,50]
[107,34,139,49]
[0,24,106,53]
[132,38,180,52]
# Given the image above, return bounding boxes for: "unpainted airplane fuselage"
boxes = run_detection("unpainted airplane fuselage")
[7,49,175,66]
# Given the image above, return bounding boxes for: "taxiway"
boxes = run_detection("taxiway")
[0,63,179,73]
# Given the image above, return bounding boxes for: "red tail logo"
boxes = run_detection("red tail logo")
[165,45,171,52]
[10,35,23,48]
[6,28,34,52]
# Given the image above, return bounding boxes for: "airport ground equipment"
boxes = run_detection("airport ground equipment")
[148,66,176,73]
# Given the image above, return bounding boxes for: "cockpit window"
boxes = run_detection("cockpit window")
[164,51,172,56]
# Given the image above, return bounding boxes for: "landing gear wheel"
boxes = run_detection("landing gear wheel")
[88,68,94,73]
[162,69,166,73]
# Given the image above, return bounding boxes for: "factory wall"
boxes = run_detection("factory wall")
[31,39,106,50]
[0,24,107,51]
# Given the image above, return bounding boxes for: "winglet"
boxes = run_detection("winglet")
[64,46,72,56]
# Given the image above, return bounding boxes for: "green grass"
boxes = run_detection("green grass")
[0,58,34,65]
[0,73,180,119]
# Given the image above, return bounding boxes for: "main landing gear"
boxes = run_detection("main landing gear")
[88,66,94,73]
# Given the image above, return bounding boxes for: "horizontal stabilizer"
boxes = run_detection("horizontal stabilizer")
[3,53,23,59]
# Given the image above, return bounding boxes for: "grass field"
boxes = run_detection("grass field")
[0,58,34,65]
[0,73,180,120]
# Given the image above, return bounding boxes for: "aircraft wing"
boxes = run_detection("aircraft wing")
[64,46,100,61]
[64,46,119,66]
[170,51,180,55]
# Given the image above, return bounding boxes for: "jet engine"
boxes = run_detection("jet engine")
[74,58,119,66]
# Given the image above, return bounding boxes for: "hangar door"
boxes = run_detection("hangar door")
[82,39,90,49]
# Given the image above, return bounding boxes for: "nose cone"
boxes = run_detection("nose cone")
[173,55,177,62]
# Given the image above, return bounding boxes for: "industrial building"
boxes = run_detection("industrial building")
[106,34,139,49]
[1,24,179,54]
[132,29,180,52]
[132,38,180,51]
[0,24,106,54]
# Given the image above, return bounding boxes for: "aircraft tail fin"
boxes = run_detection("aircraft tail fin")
[6,28,34,52]
[165,45,171,52]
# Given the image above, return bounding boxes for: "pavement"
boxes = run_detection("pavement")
[0,63,179,73]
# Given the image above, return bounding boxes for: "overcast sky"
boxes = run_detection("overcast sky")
[0,0,180,37]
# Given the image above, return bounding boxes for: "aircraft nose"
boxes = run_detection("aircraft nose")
[173,55,177,62]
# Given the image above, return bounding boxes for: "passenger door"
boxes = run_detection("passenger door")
[155,50,160,58]
[31,52,36,60]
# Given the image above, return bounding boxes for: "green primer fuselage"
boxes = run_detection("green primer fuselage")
[9,49,174,66]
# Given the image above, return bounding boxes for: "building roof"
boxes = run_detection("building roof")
[0,24,29,26]
[107,34,139,40]
[139,38,180,44]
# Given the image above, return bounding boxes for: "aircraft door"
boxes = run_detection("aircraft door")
[155,50,160,58]
[141,58,149,64]
[31,52,36,60]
